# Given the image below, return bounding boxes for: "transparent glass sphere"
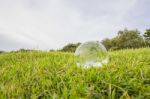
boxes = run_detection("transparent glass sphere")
[74,41,109,68]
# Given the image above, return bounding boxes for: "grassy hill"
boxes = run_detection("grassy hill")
[0,48,150,99]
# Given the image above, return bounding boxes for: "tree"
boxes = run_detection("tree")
[49,49,55,52]
[116,29,144,49]
[60,43,81,52]
[102,38,119,50]
[144,29,150,40]
[102,29,145,50]
[0,51,4,53]
[101,38,112,50]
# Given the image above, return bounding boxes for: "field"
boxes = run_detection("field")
[0,48,150,99]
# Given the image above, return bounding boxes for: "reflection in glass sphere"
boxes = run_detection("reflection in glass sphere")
[74,41,109,68]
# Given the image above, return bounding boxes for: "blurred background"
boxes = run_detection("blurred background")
[0,0,150,52]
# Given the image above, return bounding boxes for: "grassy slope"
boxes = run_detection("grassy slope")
[0,48,150,99]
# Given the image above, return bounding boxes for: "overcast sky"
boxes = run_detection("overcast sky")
[0,0,150,51]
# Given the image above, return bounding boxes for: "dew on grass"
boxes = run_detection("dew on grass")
[74,41,109,68]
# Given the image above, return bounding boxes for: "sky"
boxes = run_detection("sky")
[0,0,150,51]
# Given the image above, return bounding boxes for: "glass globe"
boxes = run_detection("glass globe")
[74,41,109,68]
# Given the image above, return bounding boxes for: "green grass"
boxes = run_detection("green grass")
[0,48,150,99]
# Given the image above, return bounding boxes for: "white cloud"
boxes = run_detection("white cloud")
[0,0,149,51]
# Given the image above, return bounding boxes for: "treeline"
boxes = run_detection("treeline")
[1,28,149,53]
[102,28,150,50]
[0,49,38,53]
[58,43,81,52]
[60,28,150,52]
